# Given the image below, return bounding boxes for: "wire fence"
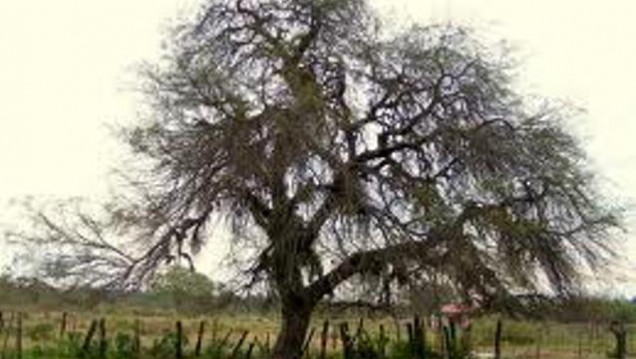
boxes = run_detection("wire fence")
[1,309,636,358]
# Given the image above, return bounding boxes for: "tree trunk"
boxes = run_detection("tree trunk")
[273,302,313,359]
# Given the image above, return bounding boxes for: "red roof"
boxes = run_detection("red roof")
[440,303,472,315]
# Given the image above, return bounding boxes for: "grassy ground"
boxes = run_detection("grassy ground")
[0,306,634,358]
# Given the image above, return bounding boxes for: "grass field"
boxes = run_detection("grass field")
[0,306,635,359]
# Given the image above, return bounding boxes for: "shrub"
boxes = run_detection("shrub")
[28,323,55,341]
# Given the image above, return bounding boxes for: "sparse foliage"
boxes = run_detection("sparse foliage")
[7,0,621,357]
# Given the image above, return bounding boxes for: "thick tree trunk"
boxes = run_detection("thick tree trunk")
[273,301,313,359]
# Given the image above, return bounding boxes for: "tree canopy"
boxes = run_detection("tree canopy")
[9,0,621,357]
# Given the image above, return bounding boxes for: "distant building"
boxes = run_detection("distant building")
[440,302,473,328]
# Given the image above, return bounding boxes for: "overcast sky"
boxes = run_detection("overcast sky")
[1,0,635,294]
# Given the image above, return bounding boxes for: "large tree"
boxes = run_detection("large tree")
[11,0,620,358]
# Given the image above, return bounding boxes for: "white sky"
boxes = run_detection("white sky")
[0,0,635,295]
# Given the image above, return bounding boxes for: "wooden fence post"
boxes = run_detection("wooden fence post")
[442,326,451,359]
[175,320,183,359]
[1,312,14,359]
[245,340,255,359]
[320,320,329,359]
[449,318,456,354]
[219,329,233,350]
[302,327,316,358]
[355,318,364,340]
[436,317,443,355]
[231,330,249,359]
[60,312,67,339]
[379,324,387,359]
[265,332,270,355]
[494,318,503,359]
[340,322,353,359]
[331,325,338,351]
[133,319,141,358]
[195,320,205,357]
[407,322,414,355]
[414,315,425,359]
[534,326,541,359]
[610,321,626,359]
[98,318,107,359]
[81,319,98,357]
[15,313,22,359]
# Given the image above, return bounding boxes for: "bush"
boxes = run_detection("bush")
[113,332,136,359]
[150,330,188,359]
[28,323,55,341]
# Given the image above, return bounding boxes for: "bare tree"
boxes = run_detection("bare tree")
[8,0,621,358]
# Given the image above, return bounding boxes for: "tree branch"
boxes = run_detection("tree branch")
[306,239,444,302]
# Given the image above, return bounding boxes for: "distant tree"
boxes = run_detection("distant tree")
[150,265,215,311]
[9,0,621,357]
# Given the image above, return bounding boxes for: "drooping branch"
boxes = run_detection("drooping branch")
[307,238,446,302]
